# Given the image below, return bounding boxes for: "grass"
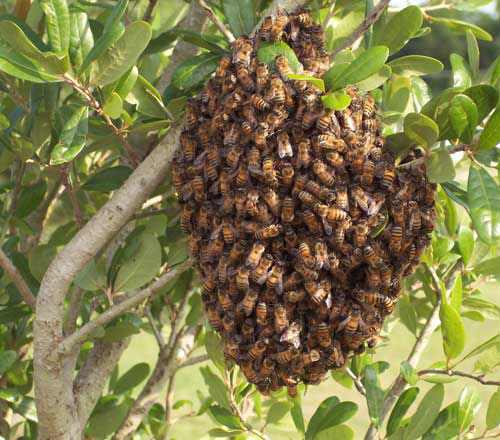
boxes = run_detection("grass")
[118,282,499,439]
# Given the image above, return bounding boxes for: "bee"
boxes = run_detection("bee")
[267,263,284,293]
[316,135,346,152]
[251,94,270,112]
[180,134,196,163]
[241,289,258,316]
[233,38,253,66]
[275,347,300,364]
[351,185,371,213]
[245,190,259,217]
[255,122,270,148]
[316,322,331,348]
[256,302,268,326]
[280,163,295,190]
[285,288,306,303]
[298,190,317,208]
[408,201,421,231]
[302,108,317,130]
[333,184,348,210]
[325,151,344,168]
[389,226,403,254]
[280,321,301,348]
[221,73,237,95]
[262,187,281,216]
[312,160,335,187]
[287,383,298,398]
[218,290,234,312]
[269,76,286,106]
[271,15,290,40]
[248,339,268,361]
[275,54,293,80]
[256,62,269,92]
[247,147,262,176]
[243,241,265,269]
[216,54,231,78]
[363,245,380,267]
[226,145,242,171]
[240,360,259,383]
[367,192,385,216]
[257,202,274,224]
[324,340,344,368]
[281,196,295,223]
[381,164,395,190]
[338,304,364,335]
[296,263,318,281]
[207,306,222,330]
[308,282,328,304]
[391,201,405,227]
[296,140,312,169]
[314,241,329,270]
[190,176,206,203]
[298,242,316,267]
[303,210,323,234]
[273,304,289,333]
[277,131,293,158]
[180,202,196,234]
[260,357,275,379]
[255,225,282,241]
[327,207,348,223]
[223,90,242,113]
[202,271,216,295]
[361,159,375,186]
[340,108,357,132]
[363,94,376,118]
[185,101,198,129]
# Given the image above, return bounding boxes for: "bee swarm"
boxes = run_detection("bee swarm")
[172,9,436,397]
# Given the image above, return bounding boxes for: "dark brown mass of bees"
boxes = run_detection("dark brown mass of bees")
[172,9,436,397]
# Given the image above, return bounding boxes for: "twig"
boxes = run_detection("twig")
[418,369,500,387]
[196,0,235,43]
[0,248,36,310]
[63,168,84,228]
[162,373,177,440]
[398,144,467,169]
[346,367,366,396]
[146,306,165,349]
[143,0,158,22]
[323,0,336,29]
[331,0,391,58]
[57,259,191,356]
[177,354,209,369]
[470,430,500,440]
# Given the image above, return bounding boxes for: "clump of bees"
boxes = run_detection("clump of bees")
[172,9,436,397]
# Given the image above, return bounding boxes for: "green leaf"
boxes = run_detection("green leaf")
[314,401,358,438]
[103,92,123,119]
[15,180,47,218]
[114,232,162,291]
[79,0,128,74]
[440,301,466,360]
[315,424,354,440]
[0,45,60,83]
[442,189,459,236]
[172,52,221,90]
[50,106,88,165]
[353,64,392,91]
[322,62,350,91]
[466,30,480,80]
[467,165,500,244]
[87,402,129,438]
[454,334,500,368]
[221,0,255,38]
[82,166,132,192]
[127,74,167,118]
[478,107,500,151]
[115,66,138,100]
[40,0,70,54]
[429,16,492,41]
[398,294,417,335]
[388,55,443,77]
[287,74,325,92]
[404,112,439,149]
[0,351,17,375]
[488,55,500,85]
[421,87,463,141]
[457,386,481,433]
[266,401,293,425]
[400,361,418,386]
[473,256,500,276]
[403,384,445,440]
[450,275,462,313]
[385,132,414,159]
[102,320,140,342]
[486,388,500,429]
[374,6,423,55]
[463,84,499,122]
[208,428,244,437]
[422,402,460,440]
[209,405,243,430]
[257,41,302,74]
[291,399,305,434]
[321,91,352,111]
[450,54,472,88]
[74,258,107,291]
[448,94,478,143]
[28,244,56,282]
[328,46,389,90]
[113,362,150,394]
[170,29,227,54]
[387,388,419,437]
[462,297,500,319]
[69,11,94,69]
[363,366,384,427]
[91,21,151,86]
[306,396,340,440]
[426,150,456,183]
[205,331,225,371]
[200,367,231,411]
[441,181,469,210]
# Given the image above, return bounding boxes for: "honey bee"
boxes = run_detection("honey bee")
[180,134,196,163]
[285,288,306,303]
[316,322,331,347]
[244,241,265,269]
[275,54,293,80]
[221,73,237,95]
[340,108,357,132]
[381,164,395,190]
[256,62,269,92]
[226,145,242,170]
[316,135,346,152]
[351,185,372,213]
[366,267,381,289]
[247,147,262,176]
[275,347,300,364]
[280,163,295,190]
[251,94,270,112]
[389,226,403,254]
[363,245,381,267]
[259,357,275,378]
[296,140,311,169]
[202,271,216,294]
[233,38,253,66]
[287,382,298,398]
[408,201,421,231]
[298,242,316,268]
[255,224,282,241]
[325,340,345,368]
[262,187,281,216]
[277,131,293,158]
[207,305,222,330]
[280,321,301,348]
[327,207,348,223]
[271,15,290,40]
[216,54,231,78]
[301,108,317,130]
[314,241,330,270]
[218,290,234,312]
[324,151,344,168]
[361,159,375,187]
[255,122,270,148]
[309,282,328,304]
[312,160,335,187]
[241,289,258,316]
[245,190,259,217]
[236,64,255,92]
[248,339,268,360]
[185,101,198,129]
[269,76,286,106]
[298,190,317,208]
[267,263,284,293]
[240,360,259,383]
[257,201,274,224]
[338,304,364,334]
[391,201,405,227]
[256,302,268,326]
[190,175,206,202]
[296,263,319,281]
[303,210,323,234]
[281,196,295,223]
[180,202,196,234]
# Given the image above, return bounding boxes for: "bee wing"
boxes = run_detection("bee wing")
[275,273,283,295]
[367,198,384,216]
[336,316,350,332]
[255,268,272,285]
[322,218,332,236]
[210,224,223,240]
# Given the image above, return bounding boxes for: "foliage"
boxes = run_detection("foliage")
[0,0,499,439]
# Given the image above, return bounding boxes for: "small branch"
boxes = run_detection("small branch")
[346,367,366,396]
[0,248,36,310]
[146,306,165,349]
[177,354,209,370]
[196,0,235,43]
[331,0,391,58]
[323,0,336,28]
[418,369,500,387]
[162,373,177,440]
[63,169,84,228]
[57,260,191,356]
[398,144,467,169]
[143,0,158,22]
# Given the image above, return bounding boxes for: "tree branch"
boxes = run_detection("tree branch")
[346,367,366,396]
[323,0,336,28]
[418,369,500,387]
[331,0,391,58]
[196,0,235,43]
[58,260,191,356]
[0,248,36,310]
[177,354,209,369]
[146,306,165,349]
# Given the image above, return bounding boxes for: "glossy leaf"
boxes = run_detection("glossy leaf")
[387,388,419,438]
[82,166,132,192]
[28,244,56,282]
[440,301,466,360]
[69,11,94,69]
[441,181,469,210]
[486,388,500,429]
[467,165,500,244]
[172,52,221,90]
[39,0,70,54]
[50,106,88,164]
[478,107,500,151]
[421,87,463,141]
[114,232,162,291]
[208,428,244,437]
[315,424,354,440]
[426,150,455,183]
[388,55,443,77]
[374,6,423,55]
[291,399,305,434]
[450,275,462,313]
[386,132,415,159]
[15,180,47,218]
[113,363,150,394]
[454,334,500,369]
[353,64,392,91]
[209,405,243,430]
[102,320,140,342]
[457,386,481,433]
[221,0,255,37]
[170,29,227,54]
[322,62,350,91]
[466,30,480,80]
[400,361,418,386]
[404,112,439,149]
[204,331,225,371]
[0,351,17,375]
[258,41,302,74]
[306,396,340,440]
[127,74,167,118]
[103,92,123,119]
[363,366,384,427]
[266,401,293,425]
[200,367,231,411]
[74,259,107,291]
[87,402,129,438]
[0,45,59,82]
[403,384,445,440]
[457,227,473,266]
[473,256,500,276]
[422,402,460,440]
[430,16,492,41]
[463,85,499,122]
[448,94,478,143]
[450,54,472,88]
[288,74,325,92]
[321,91,352,111]
[315,402,358,437]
